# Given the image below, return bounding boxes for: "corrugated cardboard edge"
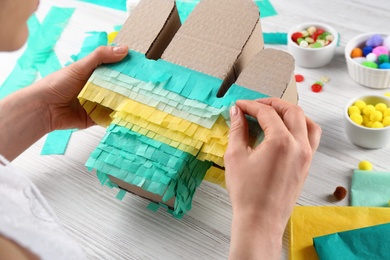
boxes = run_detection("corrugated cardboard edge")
[234,49,297,104]
[218,20,264,97]
[114,0,180,59]
[109,175,175,208]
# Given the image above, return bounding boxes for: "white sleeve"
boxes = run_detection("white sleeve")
[0,155,86,260]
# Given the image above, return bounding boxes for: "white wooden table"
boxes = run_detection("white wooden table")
[2,0,390,259]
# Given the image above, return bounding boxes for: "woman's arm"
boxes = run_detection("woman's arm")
[0,83,50,161]
[0,45,128,161]
[225,99,322,259]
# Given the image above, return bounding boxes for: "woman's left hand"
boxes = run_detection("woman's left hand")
[37,45,128,131]
[0,45,128,161]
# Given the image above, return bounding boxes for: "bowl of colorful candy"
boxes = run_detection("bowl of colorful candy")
[288,22,338,68]
[345,33,390,89]
[344,94,390,149]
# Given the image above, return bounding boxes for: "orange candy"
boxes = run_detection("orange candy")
[351,47,363,58]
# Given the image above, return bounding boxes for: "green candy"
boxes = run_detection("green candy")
[297,37,304,44]
[314,81,324,86]
[312,42,322,48]
[362,61,379,69]
[378,54,390,64]
[318,32,330,40]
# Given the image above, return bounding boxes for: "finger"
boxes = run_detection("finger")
[256,98,308,141]
[235,100,288,139]
[305,116,322,152]
[68,45,128,78]
[226,105,249,154]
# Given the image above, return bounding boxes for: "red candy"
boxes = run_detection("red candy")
[292,32,303,43]
[311,84,323,93]
[295,74,304,82]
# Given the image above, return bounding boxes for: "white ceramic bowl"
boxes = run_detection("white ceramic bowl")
[345,33,390,89]
[344,95,390,149]
[287,22,338,68]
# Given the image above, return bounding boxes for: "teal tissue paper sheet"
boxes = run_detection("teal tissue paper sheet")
[351,169,390,207]
[78,0,127,11]
[313,222,390,260]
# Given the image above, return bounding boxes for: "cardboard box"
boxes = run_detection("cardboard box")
[79,0,296,217]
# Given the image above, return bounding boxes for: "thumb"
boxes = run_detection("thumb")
[70,45,129,78]
[227,105,249,154]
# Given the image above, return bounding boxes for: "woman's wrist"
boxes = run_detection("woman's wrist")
[229,209,284,260]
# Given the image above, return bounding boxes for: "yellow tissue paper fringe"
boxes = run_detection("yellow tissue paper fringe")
[108,31,118,45]
[204,166,226,188]
[112,99,228,166]
[78,82,229,166]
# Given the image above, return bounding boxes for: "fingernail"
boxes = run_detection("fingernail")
[230,106,238,117]
[113,45,128,55]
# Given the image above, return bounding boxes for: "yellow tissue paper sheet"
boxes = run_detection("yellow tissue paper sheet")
[289,206,390,260]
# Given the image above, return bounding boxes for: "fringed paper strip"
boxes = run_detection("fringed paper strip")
[86,124,211,216]
[204,166,226,188]
[104,51,268,108]
[79,83,229,166]
[89,67,227,129]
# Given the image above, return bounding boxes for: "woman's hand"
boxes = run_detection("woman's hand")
[0,45,128,161]
[225,98,321,259]
[38,45,128,132]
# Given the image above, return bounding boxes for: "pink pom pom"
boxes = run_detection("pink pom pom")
[372,46,389,56]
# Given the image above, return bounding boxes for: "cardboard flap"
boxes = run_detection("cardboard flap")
[162,0,260,80]
[114,0,180,59]
[234,49,297,104]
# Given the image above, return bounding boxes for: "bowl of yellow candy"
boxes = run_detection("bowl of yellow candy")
[345,94,390,149]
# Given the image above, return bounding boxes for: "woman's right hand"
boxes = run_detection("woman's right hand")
[225,98,321,259]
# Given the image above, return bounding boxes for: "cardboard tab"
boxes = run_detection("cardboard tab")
[162,0,261,80]
[234,49,297,104]
[114,0,180,59]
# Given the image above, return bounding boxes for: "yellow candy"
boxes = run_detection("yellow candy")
[383,116,390,127]
[350,113,363,125]
[365,121,373,128]
[372,121,384,128]
[353,100,366,111]
[363,105,375,116]
[358,160,373,171]
[307,26,316,35]
[348,101,390,128]
[385,92,390,98]
[300,30,309,37]
[370,110,383,122]
[362,115,371,126]
[375,103,387,113]
[384,108,390,117]
[348,105,360,116]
